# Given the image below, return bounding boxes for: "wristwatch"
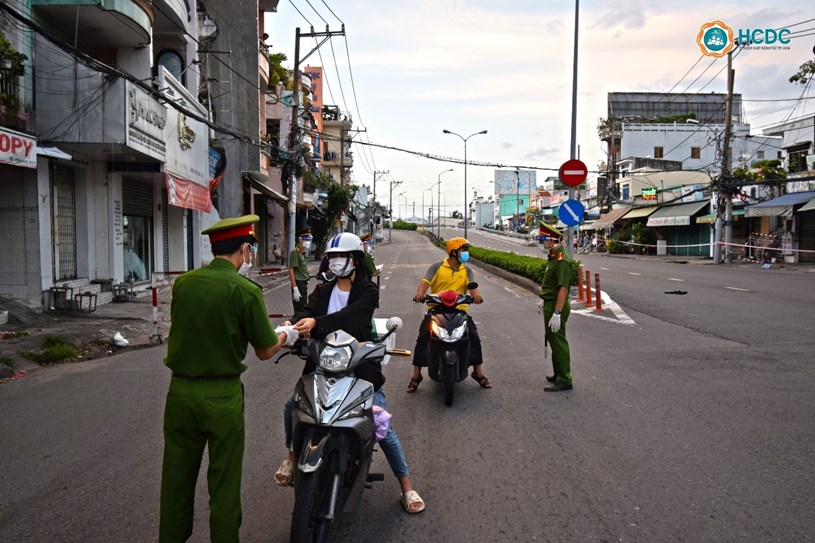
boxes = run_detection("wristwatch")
[553,309,561,315]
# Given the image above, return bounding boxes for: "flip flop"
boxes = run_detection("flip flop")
[400,490,426,514]
[274,458,293,487]
[471,372,492,389]
[406,376,423,393]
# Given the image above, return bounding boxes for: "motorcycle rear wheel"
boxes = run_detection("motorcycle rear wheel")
[291,468,333,543]
[444,363,456,406]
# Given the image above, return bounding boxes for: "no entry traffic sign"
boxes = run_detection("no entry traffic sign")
[558,159,588,187]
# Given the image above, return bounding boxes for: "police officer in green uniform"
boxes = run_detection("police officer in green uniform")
[537,222,574,392]
[289,228,312,314]
[159,214,298,543]
[360,232,379,278]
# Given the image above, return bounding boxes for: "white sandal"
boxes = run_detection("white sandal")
[400,490,426,514]
[274,459,293,487]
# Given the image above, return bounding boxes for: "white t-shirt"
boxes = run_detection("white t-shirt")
[327,284,350,315]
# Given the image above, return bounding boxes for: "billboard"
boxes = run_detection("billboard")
[494,169,536,196]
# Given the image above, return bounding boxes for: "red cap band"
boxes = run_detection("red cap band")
[208,225,256,243]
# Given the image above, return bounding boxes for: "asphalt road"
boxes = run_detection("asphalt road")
[1,229,813,542]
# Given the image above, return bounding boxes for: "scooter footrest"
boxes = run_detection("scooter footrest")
[367,472,385,482]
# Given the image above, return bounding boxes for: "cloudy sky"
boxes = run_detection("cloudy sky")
[265,1,815,219]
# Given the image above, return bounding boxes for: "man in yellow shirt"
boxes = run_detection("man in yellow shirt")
[407,237,490,392]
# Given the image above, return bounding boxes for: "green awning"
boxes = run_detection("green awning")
[798,197,815,212]
[647,201,709,227]
[622,206,659,219]
[696,209,745,224]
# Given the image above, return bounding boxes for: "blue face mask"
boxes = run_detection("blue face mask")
[458,251,470,263]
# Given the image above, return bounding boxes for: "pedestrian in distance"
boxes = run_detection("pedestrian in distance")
[159,214,299,543]
[537,222,573,392]
[408,237,490,392]
[274,232,425,514]
[289,228,312,314]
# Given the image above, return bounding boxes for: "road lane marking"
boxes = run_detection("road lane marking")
[668,278,684,282]
[724,286,750,292]
[628,272,641,276]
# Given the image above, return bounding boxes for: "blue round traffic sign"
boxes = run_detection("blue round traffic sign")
[558,199,585,227]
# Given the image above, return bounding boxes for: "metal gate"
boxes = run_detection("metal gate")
[50,163,77,280]
[799,212,815,263]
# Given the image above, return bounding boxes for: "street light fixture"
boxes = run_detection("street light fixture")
[442,129,487,238]
[437,168,453,241]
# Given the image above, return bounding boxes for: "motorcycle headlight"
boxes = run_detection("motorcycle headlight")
[433,322,466,342]
[448,322,467,341]
[338,402,365,421]
[430,320,444,338]
[319,345,353,372]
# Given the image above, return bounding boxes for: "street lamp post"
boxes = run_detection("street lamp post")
[442,129,487,238]
[436,168,453,242]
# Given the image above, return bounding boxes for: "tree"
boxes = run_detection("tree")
[268,52,292,89]
[310,182,356,253]
[450,210,462,219]
[731,159,787,194]
[789,59,815,87]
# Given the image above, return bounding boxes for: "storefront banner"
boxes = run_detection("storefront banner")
[648,216,692,227]
[158,68,208,185]
[166,173,212,213]
[0,127,37,169]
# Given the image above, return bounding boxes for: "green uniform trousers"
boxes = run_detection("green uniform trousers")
[543,300,572,385]
[159,377,244,543]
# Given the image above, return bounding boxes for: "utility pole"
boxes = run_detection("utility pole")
[288,25,345,257]
[371,170,388,245]
[388,178,402,242]
[566,0,580,257]
[723,50,735,263]
[515,168,520,227]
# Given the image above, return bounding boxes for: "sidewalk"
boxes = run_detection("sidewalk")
[0,262,319,380]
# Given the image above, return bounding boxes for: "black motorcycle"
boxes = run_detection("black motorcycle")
[286,317,409,543]
[421,282,478,406]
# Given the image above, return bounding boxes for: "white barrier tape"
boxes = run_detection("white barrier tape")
[614,239,815,255]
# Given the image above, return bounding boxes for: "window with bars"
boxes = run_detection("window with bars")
[690,147,701,159]
[654,147,664,159]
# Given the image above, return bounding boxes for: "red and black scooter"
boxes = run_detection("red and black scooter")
[421,282,478,406]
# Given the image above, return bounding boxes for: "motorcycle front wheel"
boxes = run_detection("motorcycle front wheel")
[291,467,333,543]
[444,363,456,406]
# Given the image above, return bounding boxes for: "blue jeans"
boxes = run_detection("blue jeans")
[284,388,409,479]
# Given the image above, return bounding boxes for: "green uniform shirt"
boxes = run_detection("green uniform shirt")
[539,246,572,300]
[289,249,309,281]
[363,251,377,276]
[164,257,277,377]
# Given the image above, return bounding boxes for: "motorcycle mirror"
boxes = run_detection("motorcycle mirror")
[320,271,337,282]
[467,282,478,290]
[386,316,403,332]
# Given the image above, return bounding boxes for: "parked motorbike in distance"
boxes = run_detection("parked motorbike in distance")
[286,317,410,543]
[421,282,478,407]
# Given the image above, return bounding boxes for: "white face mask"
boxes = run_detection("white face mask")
[238,243,254,276]
[301,240,312,251]
[328,256,354,277]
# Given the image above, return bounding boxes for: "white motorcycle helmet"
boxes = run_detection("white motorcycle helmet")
[324,233,364,277]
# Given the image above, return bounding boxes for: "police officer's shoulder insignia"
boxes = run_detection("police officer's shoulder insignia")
[239,275,265,291]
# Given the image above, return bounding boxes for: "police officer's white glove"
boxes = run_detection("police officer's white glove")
[536,300,544,315]
[275,325,299,346]
[549,312,561,333]
[292,286,301,302]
